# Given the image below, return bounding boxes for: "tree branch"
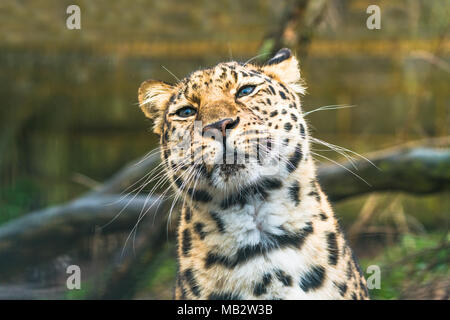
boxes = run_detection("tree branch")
[0,152,163,278]
[259,0,327,59]
[318,140,450,201]
[0,194,165,277]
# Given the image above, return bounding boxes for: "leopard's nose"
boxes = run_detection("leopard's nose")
[203,117,240,137]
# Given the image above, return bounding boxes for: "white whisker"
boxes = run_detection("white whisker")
[303,104,356,117]
[161,65,180,82]
[311,151,371,186]
[243,52,270,66]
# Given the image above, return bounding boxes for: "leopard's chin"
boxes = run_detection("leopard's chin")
[218,164,246,177]
[209,163,250,191]
[209,161,282,194]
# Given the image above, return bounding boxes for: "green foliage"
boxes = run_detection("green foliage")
[257,39,275,62]
[65,282,93,300]
[362,232,449,300]
[135,243,177,299]
[0,178,40,224]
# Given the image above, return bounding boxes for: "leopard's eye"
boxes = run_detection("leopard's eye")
[176,106,197,118]
[236,85,256,98]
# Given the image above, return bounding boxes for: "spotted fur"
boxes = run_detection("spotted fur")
[138,48,369,300]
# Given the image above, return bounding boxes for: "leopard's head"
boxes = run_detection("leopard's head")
[138,49,310,201]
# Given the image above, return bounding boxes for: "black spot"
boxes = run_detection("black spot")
[308,182,321,201]
[326,232,339,266]
[360,280,369,297]
[284,122,292,131]
[275,269,292,287]
[281,109,287,114]
[263,177,283,189]
[334,281,348,296]
[182,229,192,256]
[308,191,320,202]
[195,163,212,180]
[253,273,272,296]
[299,265,326,292]
[210,211,225,233]
[269,110,278,117]
[163,149,170,160]
[205,223,313,269]
[231,70,238,82]
[299,123,306,138]
[183,268,201,297]
[194,222,207,240]
[351,250,364,278]
[180,163,190,171]
[290,113,298,122]
[177,275,187,299]
[163,130,169,143]
[279,91,287,99]
[346,262,354,280]
[219,69,227,79]
[268,85,276,95]
[172,175,184,189]
[319,212,328,221]
[187,188,213,203]
[287,144,302,173]
[288,181,300,206]
[209,292,242,300]
[279,83,289,92]
[266,98,272,105]
[184,206,192,223]
[205,252,231,269]
[220,178,282,209]
[351,292,357,300]
[191,93,201,105]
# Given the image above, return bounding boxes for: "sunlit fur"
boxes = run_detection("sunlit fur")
[137,49,369,300]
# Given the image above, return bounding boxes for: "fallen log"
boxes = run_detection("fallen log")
[0,194,165,277]
[318,143,450,201]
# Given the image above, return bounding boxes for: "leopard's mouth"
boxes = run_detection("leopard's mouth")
[198,136,281,188]
[218,163,246,177]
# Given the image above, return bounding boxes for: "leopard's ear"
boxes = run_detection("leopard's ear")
[138,80,173,135]
[262,48,305,95]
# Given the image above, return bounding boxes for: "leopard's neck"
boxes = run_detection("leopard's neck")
[174,165,370,300]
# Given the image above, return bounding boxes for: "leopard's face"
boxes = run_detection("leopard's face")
[139,49,309,198]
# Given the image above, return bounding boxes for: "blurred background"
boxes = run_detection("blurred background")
[0,0,448,299]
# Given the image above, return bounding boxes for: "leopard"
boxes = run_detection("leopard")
[137,48,369,300]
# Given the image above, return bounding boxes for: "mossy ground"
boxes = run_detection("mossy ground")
[362,232,449,300]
